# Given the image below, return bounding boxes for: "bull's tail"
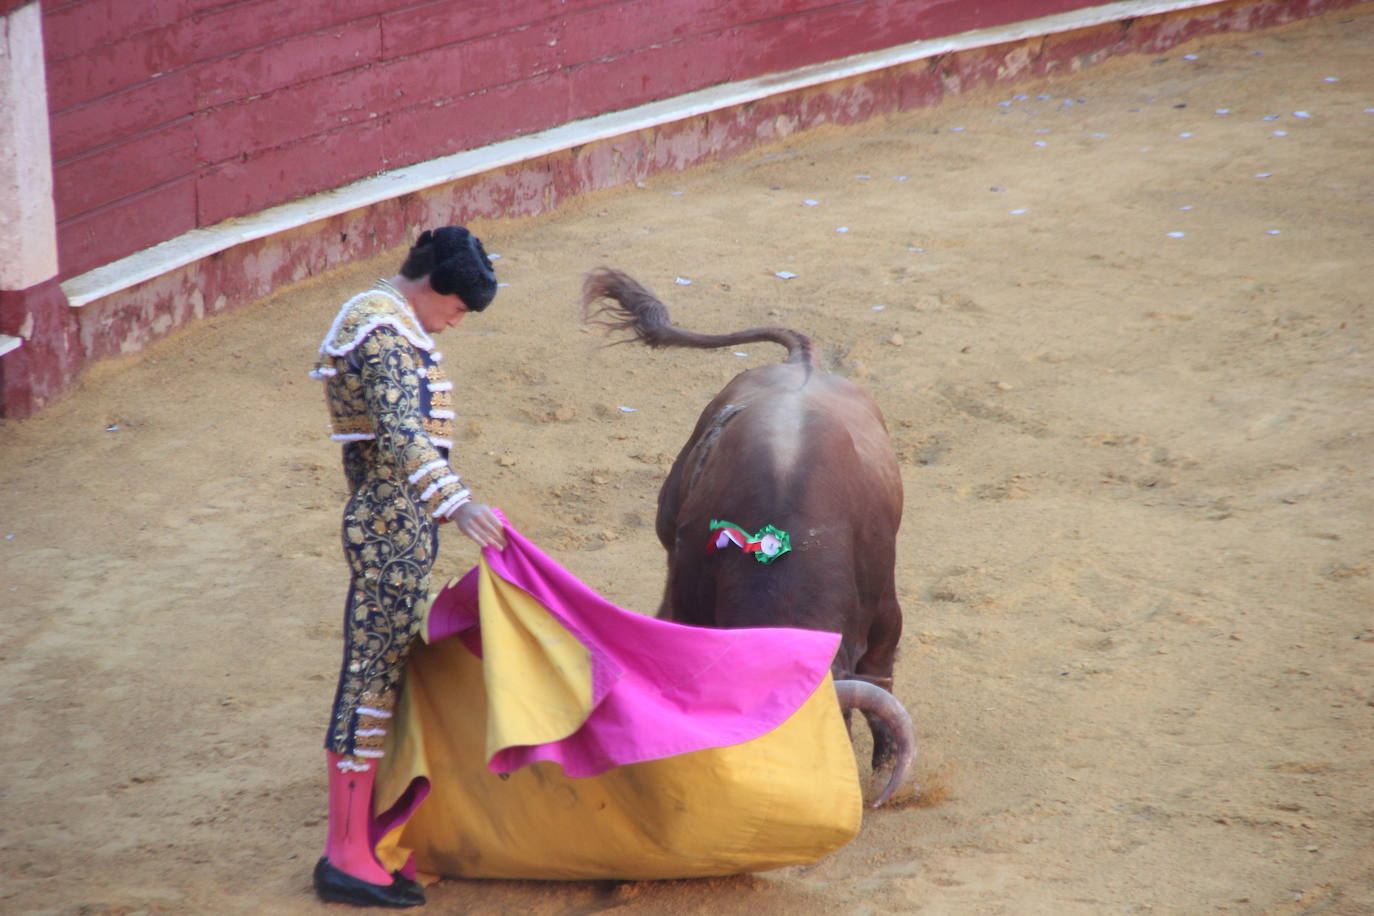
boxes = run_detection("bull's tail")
[582,268,816,367]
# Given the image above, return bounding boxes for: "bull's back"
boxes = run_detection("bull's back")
[672,364,899,516]
[658,364,902,630]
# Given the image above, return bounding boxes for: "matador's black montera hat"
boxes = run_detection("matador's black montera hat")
[420,226,498,312]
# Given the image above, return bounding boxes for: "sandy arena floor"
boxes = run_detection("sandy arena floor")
[2,7,1372,914]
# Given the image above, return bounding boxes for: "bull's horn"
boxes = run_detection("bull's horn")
[834,679,917,808]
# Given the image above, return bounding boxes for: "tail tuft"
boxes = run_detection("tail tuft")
[582,267,815,365]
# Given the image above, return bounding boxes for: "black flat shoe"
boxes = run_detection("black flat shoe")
[390,871,425,897]
[314,857,425,908]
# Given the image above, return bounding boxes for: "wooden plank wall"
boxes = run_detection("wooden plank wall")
[7,0,1352,417]
[42,0,1105,280]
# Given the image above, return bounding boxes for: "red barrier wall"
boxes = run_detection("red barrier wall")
[46,0,1118,280]
[2,0,1358,417]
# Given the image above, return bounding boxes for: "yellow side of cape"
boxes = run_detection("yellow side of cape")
[375,562,862,880]
[475,562,595,759]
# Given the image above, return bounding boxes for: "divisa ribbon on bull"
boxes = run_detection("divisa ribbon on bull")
[707,520,791,564]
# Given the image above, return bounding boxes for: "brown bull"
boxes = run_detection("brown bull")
[583,268,916,807]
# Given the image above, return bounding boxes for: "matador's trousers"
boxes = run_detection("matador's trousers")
[325,442,437,760]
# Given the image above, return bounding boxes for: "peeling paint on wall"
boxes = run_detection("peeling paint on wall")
[4,0,1363,416]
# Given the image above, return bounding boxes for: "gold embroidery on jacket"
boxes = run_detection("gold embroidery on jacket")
[315,287,454,447]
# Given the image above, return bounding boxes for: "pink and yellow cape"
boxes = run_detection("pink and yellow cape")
[373,517,862,881]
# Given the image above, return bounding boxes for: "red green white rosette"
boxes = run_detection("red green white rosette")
[707,520,792,565]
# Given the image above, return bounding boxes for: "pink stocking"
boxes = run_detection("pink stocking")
[323,751,394,886]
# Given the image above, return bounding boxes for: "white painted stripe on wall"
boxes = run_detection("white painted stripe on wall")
[1,2,59,290]
[60,0,1222,309]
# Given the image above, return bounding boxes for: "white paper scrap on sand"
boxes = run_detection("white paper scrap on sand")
[775,271,798,279]
[675,277,692,285]
[618,406,638,413]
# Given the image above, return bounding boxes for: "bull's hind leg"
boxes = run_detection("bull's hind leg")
[855,593,903,772]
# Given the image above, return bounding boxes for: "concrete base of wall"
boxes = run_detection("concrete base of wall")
[0,278,80,416]
[0,0,1360,417]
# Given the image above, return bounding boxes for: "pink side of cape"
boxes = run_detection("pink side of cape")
[426,516,841,778]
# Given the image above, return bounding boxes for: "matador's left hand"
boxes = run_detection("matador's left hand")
[451,501,507,550]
